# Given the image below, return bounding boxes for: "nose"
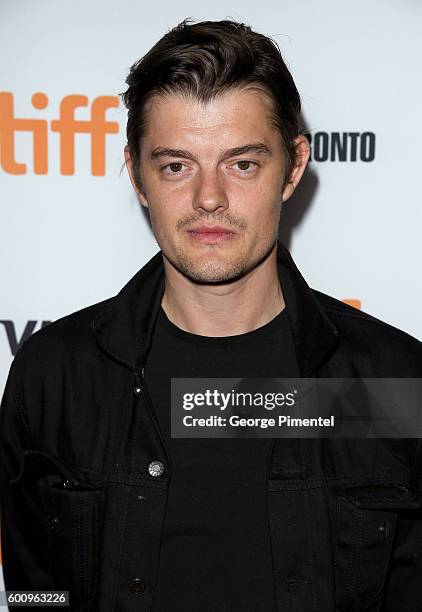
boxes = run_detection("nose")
[192,168,229,214]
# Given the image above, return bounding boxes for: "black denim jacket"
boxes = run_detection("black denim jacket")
[1,240,422,611]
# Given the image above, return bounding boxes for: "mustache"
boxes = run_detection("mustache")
[176,213,247,231]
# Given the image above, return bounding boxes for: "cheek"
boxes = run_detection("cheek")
[148,178,191,215]
[230,180,281,215]
[260,179,283,219]
[232,169,281,199]
[148,201,181,241]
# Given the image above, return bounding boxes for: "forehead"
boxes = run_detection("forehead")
[140,88,280,151]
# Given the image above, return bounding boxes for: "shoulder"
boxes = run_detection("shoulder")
[312,288,422,373]
[10,297,114,379]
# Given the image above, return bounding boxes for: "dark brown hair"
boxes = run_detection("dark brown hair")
[121,18,302,190]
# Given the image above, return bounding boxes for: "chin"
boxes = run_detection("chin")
[177,257,250,284]
[164,239,276,284]
[183,269,247,284]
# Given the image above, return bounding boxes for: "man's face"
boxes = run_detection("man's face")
[126,87,308,283]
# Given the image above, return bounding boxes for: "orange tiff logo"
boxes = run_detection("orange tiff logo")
[0,92,119,175]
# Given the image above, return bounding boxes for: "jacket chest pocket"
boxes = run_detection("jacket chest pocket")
[11,450,103,611]
[333,494,396,611]
[332,484,421,612]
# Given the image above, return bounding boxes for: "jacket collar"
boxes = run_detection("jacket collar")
[91,239,339,376]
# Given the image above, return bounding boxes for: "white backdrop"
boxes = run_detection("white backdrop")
[1,0,421,597]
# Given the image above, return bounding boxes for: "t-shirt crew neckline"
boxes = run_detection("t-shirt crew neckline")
[157,304,288,345]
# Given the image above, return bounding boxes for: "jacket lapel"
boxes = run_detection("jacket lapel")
[91,250,166,371]
[276,240,339,376]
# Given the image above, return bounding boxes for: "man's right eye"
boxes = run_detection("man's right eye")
[162,162,185,174]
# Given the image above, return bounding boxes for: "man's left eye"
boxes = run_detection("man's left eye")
[234,161,257,172]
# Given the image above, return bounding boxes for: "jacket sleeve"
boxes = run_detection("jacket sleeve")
[382,508,422,611]
[382,438,422,611]
[0,355,53,591]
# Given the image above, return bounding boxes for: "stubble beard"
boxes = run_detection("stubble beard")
[168,236,278,285]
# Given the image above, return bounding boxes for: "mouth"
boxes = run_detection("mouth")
[186,226,237,245]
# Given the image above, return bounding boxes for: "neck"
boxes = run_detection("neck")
[160,244,285,337]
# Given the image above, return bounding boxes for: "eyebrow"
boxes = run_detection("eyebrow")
[150,142,273,162]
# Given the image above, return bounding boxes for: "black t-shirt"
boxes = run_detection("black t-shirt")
[145,304,300,611]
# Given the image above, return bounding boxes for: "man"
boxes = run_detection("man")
[1,18,422,612]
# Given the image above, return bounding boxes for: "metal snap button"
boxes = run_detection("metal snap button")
[148,460,164,477]
[378,522,390,539]
[133,386,142,397]
[128,577,146,594]
[47,515,59,531]
[62,478,79,489]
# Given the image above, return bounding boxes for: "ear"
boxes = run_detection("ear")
[281,135,310,203]
[124,145,149,208]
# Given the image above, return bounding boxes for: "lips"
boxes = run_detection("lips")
[186,225,237,244]
[187,226,235,234]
